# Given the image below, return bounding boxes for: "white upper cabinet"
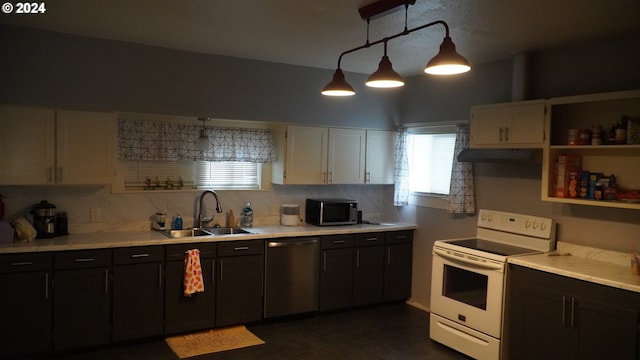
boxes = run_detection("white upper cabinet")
[365,130,396,184]
[470,100,547,148]
[328,128,366,184]
[281,125,328,185]
[0,106,116,185]
[0,106,55,184]
[56,110,116,184]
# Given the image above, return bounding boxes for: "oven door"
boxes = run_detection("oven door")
[430,246,505,338]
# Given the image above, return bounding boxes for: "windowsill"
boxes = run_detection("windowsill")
[408,192,449,210]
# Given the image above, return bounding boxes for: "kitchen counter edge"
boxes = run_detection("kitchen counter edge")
[0,223,417,254]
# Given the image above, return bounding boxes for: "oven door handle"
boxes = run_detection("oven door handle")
[433,248,504,271]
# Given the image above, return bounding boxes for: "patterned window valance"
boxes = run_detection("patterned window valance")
[118,119,276,163]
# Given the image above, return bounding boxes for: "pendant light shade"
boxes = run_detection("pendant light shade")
[321,68,356,96]
[424,36,471,75]
[366,55,405,88]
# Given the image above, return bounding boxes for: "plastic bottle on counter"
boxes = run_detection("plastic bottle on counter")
[240,202,253,227]
[226,210,236,228]
[173,215,183,230]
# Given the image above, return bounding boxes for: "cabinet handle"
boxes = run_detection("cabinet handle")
[396,235,407,240]
[11,261,33,266]
[219,260,224,282]
[158,264,162,289]
[387,247,391,265]
[75,258,95,262]
[322,252,327,272]
[44,272,49,299]
[48,166,53,183]
[57,167,63,182]
[366,237,378,242]
[562,296,566,326]
[499,127,504,142]
[356,249,360,268]
[366,171,371,183]
[234,246,249,251]
[328,171,333,184]
[211,259,215,284]
[570,297,576,328]
[333,240,345,244]
[104,269,109,294]
[130,253,150,258]
[504,127,510,142]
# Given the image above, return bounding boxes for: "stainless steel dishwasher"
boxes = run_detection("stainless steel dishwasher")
[264,237,319,318]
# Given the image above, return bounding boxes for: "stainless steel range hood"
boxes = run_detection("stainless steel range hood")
[457,148,540,163]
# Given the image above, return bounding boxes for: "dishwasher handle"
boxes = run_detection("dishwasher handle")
[268,238,318,248]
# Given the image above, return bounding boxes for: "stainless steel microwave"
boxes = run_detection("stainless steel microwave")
[305,198,358,226]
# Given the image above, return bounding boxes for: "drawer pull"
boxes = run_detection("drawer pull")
[130,253,150,258]
[366,238,378,241]
[44,272,49,299]
[333,240,345,244]
[234,246,249,251]
[11,261,33,266]
[75,258,95,262]
[396,236,407,239]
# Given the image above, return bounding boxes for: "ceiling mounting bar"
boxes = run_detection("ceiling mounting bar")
[358,0,416,20]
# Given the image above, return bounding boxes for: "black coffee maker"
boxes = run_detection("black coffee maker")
[32,200,57,238]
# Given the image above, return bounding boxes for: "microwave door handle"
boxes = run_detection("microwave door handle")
[433,248,503,271]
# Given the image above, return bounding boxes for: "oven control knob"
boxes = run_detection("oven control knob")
[525,220,531,228]
[532,222,539,229]
[541,223,547,230]
[487,214,493,222]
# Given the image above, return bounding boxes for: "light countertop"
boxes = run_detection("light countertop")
[0,223,417,254]
[508,242,640,293]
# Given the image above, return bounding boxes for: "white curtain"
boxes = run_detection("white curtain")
[393,127,410,206]
[118,119,276,163]
[447,124,476,214]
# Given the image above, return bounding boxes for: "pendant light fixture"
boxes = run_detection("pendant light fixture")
[321,0,470,97]
[197,117,210,151]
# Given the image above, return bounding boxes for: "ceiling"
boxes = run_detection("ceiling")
[1,0,639,76]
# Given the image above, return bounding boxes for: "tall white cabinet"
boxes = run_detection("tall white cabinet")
[365,130,396,184]
[0,106,116,185]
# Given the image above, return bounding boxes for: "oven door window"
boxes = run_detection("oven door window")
[442,264,488,310]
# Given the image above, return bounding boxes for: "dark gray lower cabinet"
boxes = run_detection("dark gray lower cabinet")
[164,243,217,334]
[216,240,264,327]
[353,232,385,306]
[53,250,111,351]
[383,231,413,301]
[506,264,640,360]
[112,246,164,342]
[319,234,354,311]
[0,253,52,358]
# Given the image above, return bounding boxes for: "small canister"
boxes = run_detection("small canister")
[568,129,578,145]
[591,126,602,145]
[578,129,591,145]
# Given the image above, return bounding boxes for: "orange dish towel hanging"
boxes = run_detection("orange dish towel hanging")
[184,249,204,297]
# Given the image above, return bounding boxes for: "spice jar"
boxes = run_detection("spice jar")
[578,129,591,145]
[591,125,602,145]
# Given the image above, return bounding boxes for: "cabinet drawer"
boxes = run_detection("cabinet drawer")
[320,234,354,249]
[0,252,52,273]
[166,243,217,261]
[113,246,164,265]
[217,240,264,257]
[355,232,385,247]
[55,250,111,269]
[385,230,413,244]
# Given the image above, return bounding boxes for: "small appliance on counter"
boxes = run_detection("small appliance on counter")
[31,200,58,239]
[280,204,300,226]
[305,198,358,226]
[151,212,167,231]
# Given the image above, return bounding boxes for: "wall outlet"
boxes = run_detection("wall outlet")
[90,208,102,222]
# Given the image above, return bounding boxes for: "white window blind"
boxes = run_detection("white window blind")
[407,133,456,195]
[121,160,260,191]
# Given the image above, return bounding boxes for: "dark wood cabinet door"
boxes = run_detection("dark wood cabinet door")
[216,254,264,327]
[572,296,639,360]
[53,267,111,350]
[383,242,412,301]
[165,259,216,334]
[319,248,353,311]
[353,246,384,306]
[0,271,51,356]
[112,263,164,341]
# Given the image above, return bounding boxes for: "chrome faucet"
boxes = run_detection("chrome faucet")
[197,190,223,228]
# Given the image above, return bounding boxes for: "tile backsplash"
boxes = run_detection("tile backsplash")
[0,184,399,233]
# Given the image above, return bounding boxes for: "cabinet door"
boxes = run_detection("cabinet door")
[0,271,51,356]
[328,128,366,184]
[507,103,546,145]
[572,296,639,360]
[0,106,55,184]
[165,259,216,334]
[353,246,384,306]
[319,248,353,311]
[284,126,328,184]
[383,242,412,301]
[112,263,164,341]
[56,110,116,184]
[365,130,396,184]
[216,254,264,327]
[53,267,111,350]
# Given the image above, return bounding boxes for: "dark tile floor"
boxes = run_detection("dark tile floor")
[50,303,471,360]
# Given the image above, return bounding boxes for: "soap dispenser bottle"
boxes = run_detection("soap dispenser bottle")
[173,215,183,230]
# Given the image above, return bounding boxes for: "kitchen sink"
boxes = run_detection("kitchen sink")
[162,228,213,238]
[205,227,253,235]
